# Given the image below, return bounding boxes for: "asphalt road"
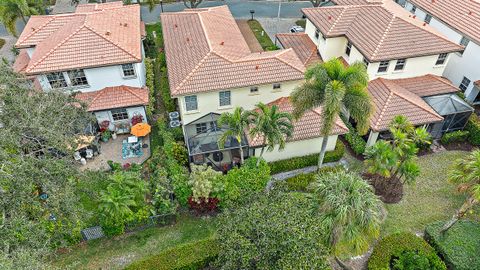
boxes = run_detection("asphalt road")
[0,0,312,36]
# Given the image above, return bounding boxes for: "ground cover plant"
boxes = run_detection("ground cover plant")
[247,20,278,51]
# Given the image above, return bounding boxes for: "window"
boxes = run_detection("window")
[46,72,68,88]
[219,91,231,107]
[185,95,198,111]
[377,61,389,73]
[273,83,281,90]
[67,69,88,86]
[394,59,406,71]
[210,121,218,131]
[345,41,352,56]
[121,63,136,77]
[315,29,320,39]
[435,53,448,65]
[459,76,471,91]
[410,5,416,13]
[196,123,208,134]
[424,14,432,24]
[111,108,129,121]
[250,86,259,93]
[460,36,470,47]
[363,58,369,67]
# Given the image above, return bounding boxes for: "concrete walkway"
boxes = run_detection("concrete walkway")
[0,35,17,63]
[236,20,263,52]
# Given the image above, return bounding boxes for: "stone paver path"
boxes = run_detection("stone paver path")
[236,20,263,53]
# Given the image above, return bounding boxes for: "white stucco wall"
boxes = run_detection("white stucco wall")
[177,80,303,124]
[253,135,338,162]
[93,106,147,127]
[404,1,480,102]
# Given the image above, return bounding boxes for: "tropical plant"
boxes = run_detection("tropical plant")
[249,102,293,165]
[183,0,203,8]
[218,107,252,164]
[0,0,43,37]
[188,165,223,203]
[310,171,383,269]
[291,58,373,167]
[365,116,430,185]
[441,150,480,233]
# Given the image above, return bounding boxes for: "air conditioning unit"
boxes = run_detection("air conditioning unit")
[170,120,181,128]
[169,111,180,121]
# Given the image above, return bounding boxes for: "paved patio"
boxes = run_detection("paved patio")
[79,134,151,171]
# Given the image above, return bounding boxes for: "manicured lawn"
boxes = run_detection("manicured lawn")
[51,214,217,270]
[382,150,480,235]
[247,20,277,51]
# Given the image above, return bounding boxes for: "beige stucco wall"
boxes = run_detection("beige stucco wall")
[177,80,303,124]
[253,135,338,162]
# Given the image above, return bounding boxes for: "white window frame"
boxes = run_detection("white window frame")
[435,53,448,65]
[219,91,231,107]
[410,5,416,13]
[111,108,129,122]
[121,63,136,78]
[196,123,208,134]
[250,86,259,93]
[315,29,320,39]
[363,58,369,67]
[273,83,281,90]
[67,69,89,87]
[394,59,406,71]
[377,61,390,73]
[185,95,198,112]
[459,77,471,92]
[46,72,68,89]
[424,14,432,24]
[345,41,352,56]
[460,36,470,47]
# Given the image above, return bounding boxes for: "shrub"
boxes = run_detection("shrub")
[368,232,446,270]
[171,142,188,167]
[157,64,176,112]
[440,130,469,145]
[285,166,344,192]
[343,120,367,155]
[465,113,480,146]
[393,250,446,270]
[145,58,155,117]
[188,165,223,203]
[425,220,480,270]
[125,237,219,270]
[268,140,345,174]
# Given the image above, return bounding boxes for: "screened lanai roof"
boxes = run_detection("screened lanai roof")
[423,94,473,116]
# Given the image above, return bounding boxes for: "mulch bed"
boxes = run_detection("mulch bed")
[363,173,403,204]
[442,142,476,151]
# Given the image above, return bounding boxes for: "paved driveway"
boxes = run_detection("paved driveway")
[256,17,298,43]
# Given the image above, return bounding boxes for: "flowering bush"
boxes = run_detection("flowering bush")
[131,114,143,126]
[187,197,219,215]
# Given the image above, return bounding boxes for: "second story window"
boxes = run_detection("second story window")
[219,91,231,107]
[459,76,471,91]
[315,29,320,39]
[435,53,448,65]
[377,61,389,73]
[424,14,432,24]
[46,72,68,89]
[273,83,281,90]
[68,69,88,86]
[111,108,129,121]
[460,36,470,47]
[121,63,136,77]
[394,59,406,71]
[250,86,259,93]
[345,41,352,56]
[185,95,198,111]
[410,5,416,13]
[363,58,369,67]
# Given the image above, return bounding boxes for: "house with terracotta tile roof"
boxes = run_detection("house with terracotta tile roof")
[13,2,149,130]
[395,0,480,104]
[162,6,348,167]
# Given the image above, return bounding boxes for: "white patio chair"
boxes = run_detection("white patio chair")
[85,149,94,159]
[74,151,82,161]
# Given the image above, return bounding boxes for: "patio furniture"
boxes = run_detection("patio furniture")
[128,136,138,143]
[74,151,82,161]
[80,158,87,165]
[85,149,94,159]
[131,123,151,137]
[122,138,144,159]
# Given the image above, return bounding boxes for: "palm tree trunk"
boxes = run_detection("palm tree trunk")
[256,138,267,166]
[440,196,478,234]
[317,136,329,168]
[334,256,353,270]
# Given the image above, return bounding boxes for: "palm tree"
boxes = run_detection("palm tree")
[98,186,137,221]
[0,0,42,37]
[311,170,383,269]
[218,107,251,164]
[291,58,373,168]
[249,102,294,165]
[441,150,480,233]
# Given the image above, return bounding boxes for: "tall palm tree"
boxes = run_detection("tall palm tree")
[249,102,294,165]
[291,58,373,168]
[441,150,480,233]
[0,0,42,37]
[311,170,383,269]
[218,107,251,164]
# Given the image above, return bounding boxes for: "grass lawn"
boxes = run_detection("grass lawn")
[382,150,480,235]
[0,38,5,50]
[51,214,217,270]
[247,20,277,51]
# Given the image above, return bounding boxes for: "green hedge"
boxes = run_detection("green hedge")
[285,166,344,192]
[342,118,367,155]
[425,221,480,270]
[368,232,446,270]
[268,139,345,175]
[440,130,470,145]
[465,113,480,146]
[145,58,155,117]
[126,238,219,270]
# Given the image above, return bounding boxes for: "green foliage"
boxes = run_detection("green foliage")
[216,191,330,270]
[125,237,219,270]
[425,221,480,270]
[145,58,155,117]
[284,166,344,192]
[218,157,271,208]
[149,163,177,216]
[218,107,252,163]
[0,0,44,37]
[268,140,345,174]
[188,165,223,203]
[295,19,306,28]
[393,251,445,270]
[170,126,185,142]
[311,171,382,256]
[440,130,469,145]
[368,232,446,270]
[342,117,367,155]
[158,66,175,112]
[171,142,188,167]
[246,20,277,51]
[465,113,480,146]
[0,38,5,49]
